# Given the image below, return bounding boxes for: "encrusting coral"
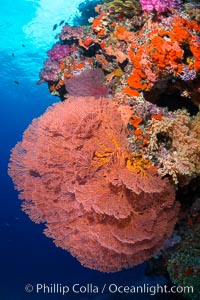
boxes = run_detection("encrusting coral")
[8,96,179,272]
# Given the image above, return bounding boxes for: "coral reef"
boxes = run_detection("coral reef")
[37,2,200,107]
[8,96,179,272]
[9,0,200,275]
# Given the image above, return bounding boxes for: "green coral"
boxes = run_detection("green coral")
[167,220,200,300]
[103,0,141,17]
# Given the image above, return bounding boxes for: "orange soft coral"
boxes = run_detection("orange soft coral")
[124,14,200,94]
[92,12,107,32]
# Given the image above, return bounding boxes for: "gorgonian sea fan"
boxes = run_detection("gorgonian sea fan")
[8,96,179,272]
[64,69,110,97]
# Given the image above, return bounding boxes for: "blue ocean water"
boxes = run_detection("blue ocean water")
[0,1,182,299]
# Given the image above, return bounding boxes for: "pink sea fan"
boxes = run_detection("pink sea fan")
[47,44,71,61]
[8,96,179,272]
[64,69,110,97]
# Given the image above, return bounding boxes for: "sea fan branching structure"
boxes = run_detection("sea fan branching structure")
[8,96,179,272]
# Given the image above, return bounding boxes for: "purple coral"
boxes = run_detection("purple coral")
[56,25,85,42]
[47,44,71,61]
[139,0,183,12]
[163,232,181,250]
[39,59,60,81]
[179,67,197,81]
[64,69,110,97]
[170,0,183,10]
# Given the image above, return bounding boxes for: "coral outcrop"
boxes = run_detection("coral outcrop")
[9,0,200,277]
